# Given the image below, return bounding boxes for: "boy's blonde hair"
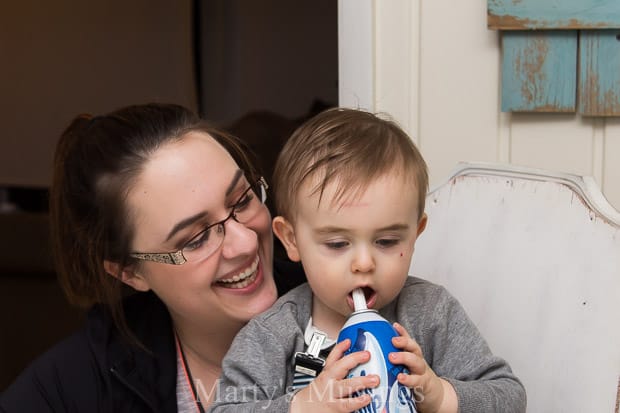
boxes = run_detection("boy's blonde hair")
[273,108,428,221]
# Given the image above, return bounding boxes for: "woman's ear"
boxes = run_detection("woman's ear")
[272,216,301,262]
[103,260,151,292]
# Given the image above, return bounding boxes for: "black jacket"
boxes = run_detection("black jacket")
[0,259,305,412]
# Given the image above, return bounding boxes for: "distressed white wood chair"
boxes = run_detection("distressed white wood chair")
[410,162,620,412]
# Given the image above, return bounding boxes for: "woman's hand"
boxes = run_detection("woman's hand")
[289,338,379,413]
[389,323,457,413]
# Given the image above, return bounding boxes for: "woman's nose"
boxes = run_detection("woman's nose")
[220,218,257,258]
[351,246,376,274]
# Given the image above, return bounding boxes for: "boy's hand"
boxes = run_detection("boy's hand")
[290,338,379,413]
[389,323,458,413]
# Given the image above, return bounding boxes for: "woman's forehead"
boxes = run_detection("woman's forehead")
[126,133,242,243]
[148,132,237,176]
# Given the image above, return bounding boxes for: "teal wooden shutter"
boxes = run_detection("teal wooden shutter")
[489,0,620,116]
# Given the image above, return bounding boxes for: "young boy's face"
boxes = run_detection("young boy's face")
[273,172,427,331]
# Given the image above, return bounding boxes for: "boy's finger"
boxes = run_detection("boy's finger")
[332,374,379,398]
[396,371,421,390]
[389,350,426,375]
[392,323,423,356]
[324,338,351,366]
[391,337,423,357]
[335,393,373,412]
[326,350,371,379]
[393,322,411,339]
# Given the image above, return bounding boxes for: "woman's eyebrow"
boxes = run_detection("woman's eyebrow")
[165,171,244,242]
[166,211,208,242]
[225,169,244,196]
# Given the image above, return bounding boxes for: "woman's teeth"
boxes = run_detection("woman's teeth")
[216,256,259,289]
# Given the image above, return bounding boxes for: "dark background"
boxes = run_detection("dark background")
[0,0,337,390]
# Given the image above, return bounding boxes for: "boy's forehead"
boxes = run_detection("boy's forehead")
[296,171,420,211]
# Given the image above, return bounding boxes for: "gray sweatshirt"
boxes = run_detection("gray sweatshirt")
[210,277,526,412]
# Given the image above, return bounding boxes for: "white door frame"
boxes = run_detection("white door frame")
[338,0,374,111]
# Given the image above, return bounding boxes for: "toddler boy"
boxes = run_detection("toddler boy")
[211,108,526,412]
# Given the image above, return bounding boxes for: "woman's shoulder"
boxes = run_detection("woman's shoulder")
[1,292,175,411]
[0,328,100,410]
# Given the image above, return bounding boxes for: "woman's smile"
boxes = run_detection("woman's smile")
[215,255,260,289]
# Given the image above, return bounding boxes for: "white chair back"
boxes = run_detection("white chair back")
[410,162,620,412]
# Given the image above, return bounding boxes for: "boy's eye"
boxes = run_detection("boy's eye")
[325,240,349,250]
[375,238,400,248]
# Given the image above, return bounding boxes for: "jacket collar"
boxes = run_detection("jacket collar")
[82,259,306,411]
[87,292,178,412]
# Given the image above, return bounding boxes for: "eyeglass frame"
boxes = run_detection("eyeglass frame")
[129,177,268,265]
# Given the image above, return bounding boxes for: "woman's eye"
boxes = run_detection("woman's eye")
[376,238,400,248]
[232,187,255,212]
[234,192,253,210]
[184,229,211,251]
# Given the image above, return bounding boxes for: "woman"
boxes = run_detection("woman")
[0,103,305,412]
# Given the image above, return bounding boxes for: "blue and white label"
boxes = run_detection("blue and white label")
[338,320,417,413]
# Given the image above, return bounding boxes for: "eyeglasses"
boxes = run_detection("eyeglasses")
[129,177,268,265]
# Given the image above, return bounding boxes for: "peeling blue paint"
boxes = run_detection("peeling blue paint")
[578,30,620,116]
[488,0,620,29]
[501,31,577,112]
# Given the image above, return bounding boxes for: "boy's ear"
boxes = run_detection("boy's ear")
[272,216,301,262]
[103,260,151,292]
[417,213,428,236]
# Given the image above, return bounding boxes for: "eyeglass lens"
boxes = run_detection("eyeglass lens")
[181,184,264,262]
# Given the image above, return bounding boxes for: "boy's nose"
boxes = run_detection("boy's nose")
[351,247,376,274]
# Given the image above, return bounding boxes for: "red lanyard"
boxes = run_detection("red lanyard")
[175,333,206,413]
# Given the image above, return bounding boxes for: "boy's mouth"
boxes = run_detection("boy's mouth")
[347,286,377,310]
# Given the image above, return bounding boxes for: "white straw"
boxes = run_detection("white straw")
[352,288,367,311]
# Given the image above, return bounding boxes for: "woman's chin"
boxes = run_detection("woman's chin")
[212,257,277,320]
[242,277,278,319]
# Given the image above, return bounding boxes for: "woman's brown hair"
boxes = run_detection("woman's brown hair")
[50,103,260,344]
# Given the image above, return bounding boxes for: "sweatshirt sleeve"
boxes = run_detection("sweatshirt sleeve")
[407,281,527,413]
[209,316,297,413]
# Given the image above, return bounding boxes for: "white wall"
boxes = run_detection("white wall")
[338,0,620,211]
